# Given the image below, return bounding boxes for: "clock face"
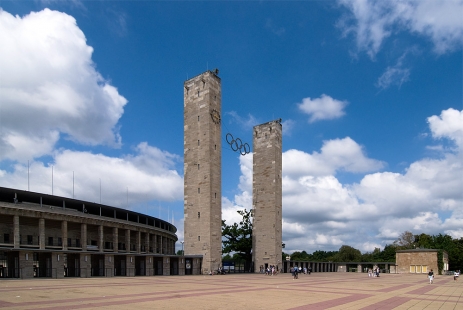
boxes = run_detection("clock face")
[211,109,221,124]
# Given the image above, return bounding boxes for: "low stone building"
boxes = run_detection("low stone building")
[396,249,449,274]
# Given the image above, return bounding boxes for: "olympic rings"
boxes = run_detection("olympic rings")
[226,133,251,155]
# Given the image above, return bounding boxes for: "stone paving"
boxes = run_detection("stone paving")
[0,272,461,309]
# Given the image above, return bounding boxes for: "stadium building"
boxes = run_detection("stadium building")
[0,187,202,279]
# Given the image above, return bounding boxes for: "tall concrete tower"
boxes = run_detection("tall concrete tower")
[252,119,282,273]
[183,70,222,274]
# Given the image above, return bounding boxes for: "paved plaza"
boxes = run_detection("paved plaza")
[0,273,461,309]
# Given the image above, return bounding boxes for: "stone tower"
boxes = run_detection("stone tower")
[252,119,282,273]
[183,70,222,274]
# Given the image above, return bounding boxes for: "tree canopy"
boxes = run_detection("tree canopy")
[221,209,253,263]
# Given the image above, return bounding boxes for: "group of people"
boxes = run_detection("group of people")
[368,268,380,277]
[263,265,278,276]
[289,266,312,279]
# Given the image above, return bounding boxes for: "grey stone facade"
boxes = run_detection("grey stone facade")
[183,70,222,274]
[252,119,283,272]
[0,187,202,279]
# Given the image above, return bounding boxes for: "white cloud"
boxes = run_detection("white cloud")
[283,137,385,177]
[227,108,463,254]
[0,143,183,208]
[338,0,463,58]
[297,94,348,123]
[428,108,463,149]
[0,8,127,162]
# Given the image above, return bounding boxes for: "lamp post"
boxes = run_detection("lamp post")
[181,241,184,256]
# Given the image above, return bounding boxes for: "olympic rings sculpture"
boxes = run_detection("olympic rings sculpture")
[226,133,251,156]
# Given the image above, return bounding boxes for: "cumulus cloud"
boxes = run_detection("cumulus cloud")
[0,8,127,162]
[222,154,253,225]
[297,94,348,123]
[428,108,463,149]
[338,0,463,58]
[283,137,385,177]
[226,108,463,254]
[0,143,183,208]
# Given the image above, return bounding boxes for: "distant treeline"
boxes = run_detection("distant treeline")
[284,232,463,270]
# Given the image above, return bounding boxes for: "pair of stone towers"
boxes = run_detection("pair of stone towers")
[183,70,282,274]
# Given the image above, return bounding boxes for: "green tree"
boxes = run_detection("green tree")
[333,245,362,262]
[291,251,311,261]
[415,233,433,248]
[222,209,253,263]
[380,244,397,261]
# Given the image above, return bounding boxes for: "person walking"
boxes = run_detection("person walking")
[428,269,434,284]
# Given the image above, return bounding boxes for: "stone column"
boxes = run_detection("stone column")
[163,256,170,275]
[126,255,135,276]
[80,253,90,278]
[145,233,150,253]
[81,223,87,251]
[62,221,68,251]
[106,254,114,277]
[125,229,130,252]
[53,253,65,279]
[113,227,118,253]
[39,218,45,249]
[137,231,141,253]
[160,235,163,254]
[357,264,362,273]
[98,225,104,252]
[13,215,20,249]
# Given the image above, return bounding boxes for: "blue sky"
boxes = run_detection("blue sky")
[0,0,462,254]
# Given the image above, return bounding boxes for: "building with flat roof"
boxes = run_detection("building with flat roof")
[396,249,449,275]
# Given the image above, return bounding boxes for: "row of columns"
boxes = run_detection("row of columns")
[12,215,175,254]
[289,261,337,272]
